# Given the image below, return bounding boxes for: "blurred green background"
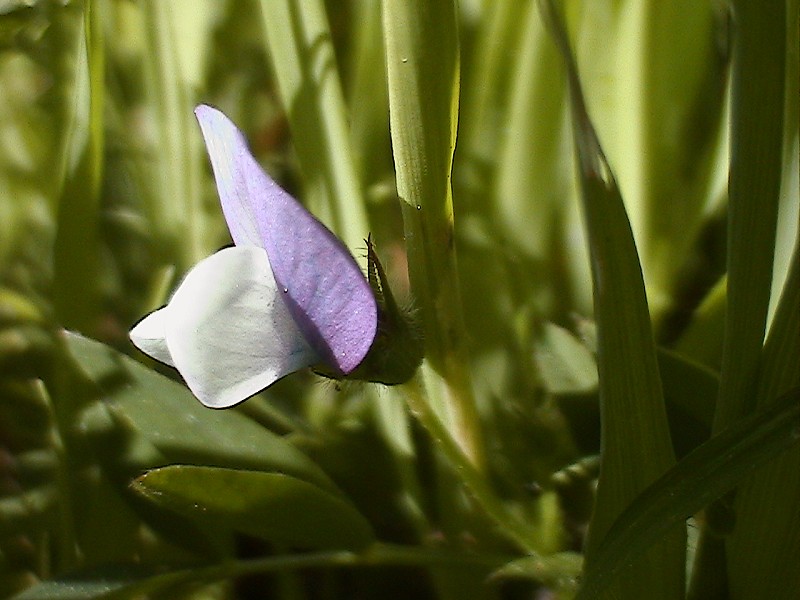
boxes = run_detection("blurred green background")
[0,1,796,599]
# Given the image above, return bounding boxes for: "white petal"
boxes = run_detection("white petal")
[130,307,176,367]
[163,246,320,408]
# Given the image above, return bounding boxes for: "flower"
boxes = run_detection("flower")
[130,105,378,408]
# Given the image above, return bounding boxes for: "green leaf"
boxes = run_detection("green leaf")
[63,332,338,494]
[76,399,234,561]
[726,244,800,597]
[140,0,206,267]
[346,0,390,183]
[689,2,788,594]
[570,1,728,320]
[490,552,582,593]
[657,347,718,456]
[10,565,167,600]
[712,0,785,433]
[52,0,105,332]
[380,0,460,362]
[674,276,726,371]
[576,388,800,600]
[460,0,527,171]
[540,1,684,596]
[658,348,718,427]
[133,465,375,551]
[492,2,572,265]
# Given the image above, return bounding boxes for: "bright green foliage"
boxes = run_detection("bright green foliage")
[0,1,796,599]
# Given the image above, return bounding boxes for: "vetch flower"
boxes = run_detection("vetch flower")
[130,105,378,408]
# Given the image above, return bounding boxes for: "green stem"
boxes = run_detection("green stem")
[400,371,540,554]
[132,542,515,596]
[37,378,78,573]
[382,0,486,471]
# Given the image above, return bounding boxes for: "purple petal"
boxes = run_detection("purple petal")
[194,105,378,374]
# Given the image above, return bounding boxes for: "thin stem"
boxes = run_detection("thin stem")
[134,542,515,596]
[37,378,79,573]
[382,0,487,471]
[400,371,540,554]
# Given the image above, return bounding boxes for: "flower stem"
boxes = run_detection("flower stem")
[382,0,486,471]
[400,371,540,554]
[126,542,515,596]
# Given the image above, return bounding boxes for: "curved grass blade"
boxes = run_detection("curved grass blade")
[539,1,684,596]
[576,387,800,600]
[726,243,799,597]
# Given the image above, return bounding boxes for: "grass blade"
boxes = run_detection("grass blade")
[540,2,684,596]
[52,1,104,332]
[688,2,787,594]
[576,387,800,600]
[258,0,369,251]
[712,0,785,432]
[141,0,205,268]
[382,0,485,468]
[726,242,799,597]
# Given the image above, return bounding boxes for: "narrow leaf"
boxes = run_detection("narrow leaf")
[576,388,800,600]
[712,0,785,434]
[52,1,104,332]
[690,1,787,593]
[141,0,205,266]
[63,332,338,494]
[134,465,375,551]
[540,1,684,596]
[727,243,800,597]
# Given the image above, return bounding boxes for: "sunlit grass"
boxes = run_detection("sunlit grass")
[0,1,796,599]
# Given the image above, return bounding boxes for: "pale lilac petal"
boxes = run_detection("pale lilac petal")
[162,246,320,408]
[193,105,264,247]
[194,105,378,374]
